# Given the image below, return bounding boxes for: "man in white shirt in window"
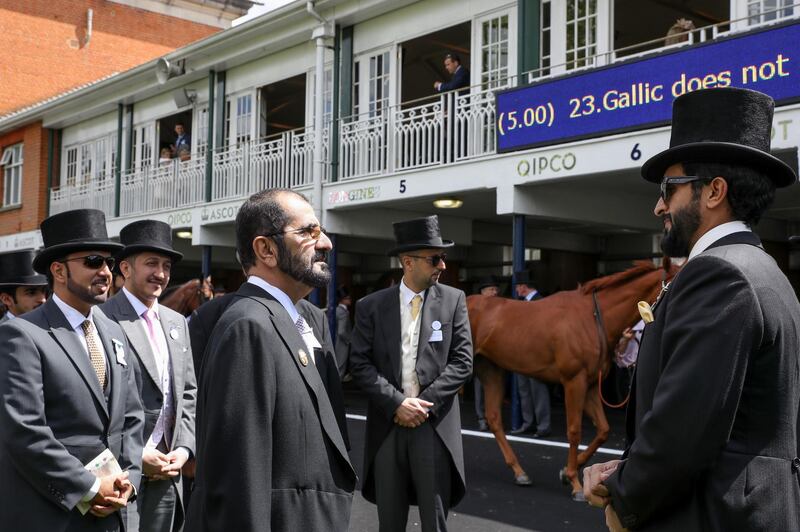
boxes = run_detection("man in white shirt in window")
[0,208,144,531]
[102,220,196,532]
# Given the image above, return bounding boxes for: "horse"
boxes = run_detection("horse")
[160,278,207,317]
[467,259,679,500]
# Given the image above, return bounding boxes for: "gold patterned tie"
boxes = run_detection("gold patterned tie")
[410,295,422,320]
[81,320,107,390]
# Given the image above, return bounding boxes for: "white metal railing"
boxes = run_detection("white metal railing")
[49,175,115,216]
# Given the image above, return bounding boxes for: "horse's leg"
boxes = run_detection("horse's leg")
[561,372,588,500]
[478,360,530,486]
[576,382,610,467]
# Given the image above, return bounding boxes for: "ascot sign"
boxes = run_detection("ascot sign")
[496,20,799,153]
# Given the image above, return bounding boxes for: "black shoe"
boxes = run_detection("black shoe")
[509,426,531,435]
[532,429,552,438]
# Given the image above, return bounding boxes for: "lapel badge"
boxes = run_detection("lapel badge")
[638,301,654,324]
[112,338,127,366]
[431,320,442,331]
[298,349,309,367]
[169,327,179,341]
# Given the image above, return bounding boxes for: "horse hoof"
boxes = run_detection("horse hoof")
[514,473,532,486]
[558,468,570,486]
[572,490,587,502]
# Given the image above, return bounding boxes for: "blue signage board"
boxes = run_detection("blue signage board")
[496,21,800,153]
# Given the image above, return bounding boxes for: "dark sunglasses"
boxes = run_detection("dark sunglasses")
[659,176,709,202]
[61,255,116,270]
[265,224,326,241]
[407,253,447,267]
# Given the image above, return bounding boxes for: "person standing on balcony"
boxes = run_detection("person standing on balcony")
[186,189,355,531]
[583,88,800,531]
[171,123,191,157]
[101,220,196,532]
[434,52,470,95]
[0,208,144,531]
[349,215,473,532]
[0,249,48,322]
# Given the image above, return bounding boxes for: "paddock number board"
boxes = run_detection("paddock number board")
[496,20,800,153]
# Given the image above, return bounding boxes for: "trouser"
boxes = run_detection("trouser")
[374,423,452,532]
[515,374,551,432]
[134,477,178,532]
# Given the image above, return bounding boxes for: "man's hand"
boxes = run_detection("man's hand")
[433,81,442,90]
[394,397,433,428]
[583,459,621,508]
[605,504,628,532]
[89,471,130,517]
[161,449,190,478]
[143,448,170,480]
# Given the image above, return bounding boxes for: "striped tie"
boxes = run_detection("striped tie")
[81,320,107,390]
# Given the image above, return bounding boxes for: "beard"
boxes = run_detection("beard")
[277,242,331,288]
[66,266,110,305]
[660,195,702,258]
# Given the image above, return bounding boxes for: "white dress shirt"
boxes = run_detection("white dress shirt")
[524,289,540,301]
[247,276,321,361]
[688,220,750,260]
[399,278,425,398]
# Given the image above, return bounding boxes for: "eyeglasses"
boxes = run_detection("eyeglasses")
[406,253,447,267]
[659,176,708,202]
[60,255,116,270]
[264,224,326,241]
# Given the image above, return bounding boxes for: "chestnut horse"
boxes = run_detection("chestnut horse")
[468,260,678,499]
[160,278,207,317]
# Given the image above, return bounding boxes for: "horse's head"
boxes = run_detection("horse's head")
[161,279,206,316]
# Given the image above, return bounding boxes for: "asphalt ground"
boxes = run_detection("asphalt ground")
[344,386,628,532]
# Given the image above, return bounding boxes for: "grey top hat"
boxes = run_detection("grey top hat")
[117,220,183,263]
[0,249,47,287]
[33,209,123,274]
[387,215,454,256]
[641,87,797,187]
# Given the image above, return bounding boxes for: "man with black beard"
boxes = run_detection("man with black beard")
[0,209,144,531]
[186,189,355,532]
[583,88,800,532]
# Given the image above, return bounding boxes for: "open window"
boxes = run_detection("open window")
[157,110,193,161]
[257,73,307,139]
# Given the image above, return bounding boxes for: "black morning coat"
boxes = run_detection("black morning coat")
[605,232,800,530]
[349,282,474,507]
[185,282,356,532]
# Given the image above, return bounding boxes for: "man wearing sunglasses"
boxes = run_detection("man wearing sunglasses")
[101,220,196,532]
[0,209,144,531]
[0,249,48,322]
[186,189,355,531]
[349,215,473,532]
[583,88,800,532]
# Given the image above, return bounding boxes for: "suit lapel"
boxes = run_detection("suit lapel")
[43,299,109,418]
[704,230,763,251]
[379,286,402,387]
[239,285,351,464]
[416,284,440,383]
[160,307,186,404]
[112,293,162,392]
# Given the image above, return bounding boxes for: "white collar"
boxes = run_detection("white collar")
[688,221,750,260]
[525,289,539,301]
[122,287,158,318]
[399,278,426,306]
[5,310,15,319]
[247,275,300,324]
[52,293,94,329]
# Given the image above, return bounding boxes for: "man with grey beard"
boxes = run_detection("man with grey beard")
[186,189,355,532]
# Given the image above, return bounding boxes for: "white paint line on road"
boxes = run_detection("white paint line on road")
[345,413,624,456]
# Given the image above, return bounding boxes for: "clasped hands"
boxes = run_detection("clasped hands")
[394,397,433,428]
[583,459,628,532]
[143,447,188,481]
[88,471,133,518]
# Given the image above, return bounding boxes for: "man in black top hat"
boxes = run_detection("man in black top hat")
[0,249,47,322]
[101,220,196,532]
[0,208,144,531]
[583,88,800,531]
[349,215,473,532]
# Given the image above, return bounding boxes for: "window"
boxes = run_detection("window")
[540,1,552,77]
[566,0,598,70]
[746,0,796,25]
[1,143,23,207]
[368,51,390,116]
[480,15,510,88]
[62,135,115,186]
[195,105,209,156]
[352,60,361,118]
[226,93,254,146]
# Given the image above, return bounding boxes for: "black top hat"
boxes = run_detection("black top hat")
[117,220,183,263]
[641,87,797,187]
[0,249,47,287]
[336,286,350,301]
[33,209,123,274]
[514,271,533,285]
[477,275,499,290]
[387,215,454,256]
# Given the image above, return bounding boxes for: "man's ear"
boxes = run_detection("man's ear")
[705,176,729,210]
[253,236,278,268]
[50,261,67,285]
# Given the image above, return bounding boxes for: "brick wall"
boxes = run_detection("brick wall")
[0,122,48,234]
[0,0,221,114]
